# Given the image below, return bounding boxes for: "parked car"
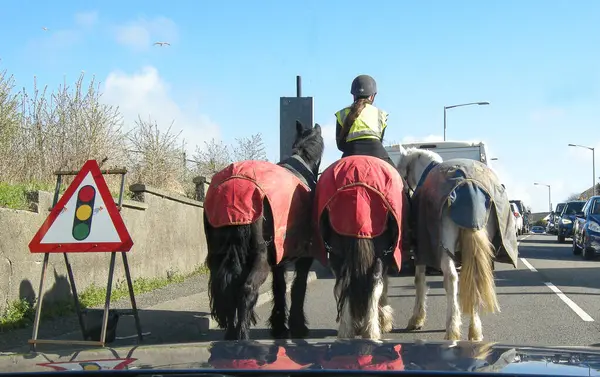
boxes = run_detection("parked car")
[572,195,600,259]
[547,203,567,235]
[510,200,531,233]
[511,203,524,235]
[530,226,545,234]
[557,200,586,243]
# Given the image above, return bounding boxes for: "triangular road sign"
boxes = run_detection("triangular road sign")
[37,358,137,371]
[29,160,134,253]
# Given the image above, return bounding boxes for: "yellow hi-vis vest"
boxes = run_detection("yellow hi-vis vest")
[335,103,388,142]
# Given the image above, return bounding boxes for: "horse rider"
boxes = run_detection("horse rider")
[335,74,395,167]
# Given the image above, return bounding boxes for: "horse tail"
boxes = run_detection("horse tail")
[458,227,500,316]
[336,237,377,326]
[206,222,252,329]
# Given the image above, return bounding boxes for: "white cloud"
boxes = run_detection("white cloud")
[102,66,220,154]
[113,17,178,51]
[75,11,99,28]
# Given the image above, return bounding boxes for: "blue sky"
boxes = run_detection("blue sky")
[1,0,599,212]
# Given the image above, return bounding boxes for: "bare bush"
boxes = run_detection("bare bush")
[232,133,267,162]
[193,138,231,178]
[0,68,21,182]
[127,116,186,193]
[4,73,127,191]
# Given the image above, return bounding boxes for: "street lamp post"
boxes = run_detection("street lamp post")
[534,182,552,212]
[443,101,490,141]
[568,144,596,196]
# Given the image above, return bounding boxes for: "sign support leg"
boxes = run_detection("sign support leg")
[122,252,143,341]
[63,253,86,339]
[99,252,117,345]
[30,173,63,352]
[29,253,50,352]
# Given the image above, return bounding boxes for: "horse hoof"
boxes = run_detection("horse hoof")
[290,325,309,339]
[406,315,425,331]
[379,305,394,333]
[271,326,290,339]
[444,332,461,341]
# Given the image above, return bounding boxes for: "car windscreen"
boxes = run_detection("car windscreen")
[563,201,585,215]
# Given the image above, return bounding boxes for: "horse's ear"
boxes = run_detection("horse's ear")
[398,145,408,157]
[313,123,322,135]
[295,120,304,135]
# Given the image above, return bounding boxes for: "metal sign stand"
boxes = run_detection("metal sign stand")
[29,167,143,350]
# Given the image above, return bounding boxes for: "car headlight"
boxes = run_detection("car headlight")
[588,221,600,233]
[561,218,572,225]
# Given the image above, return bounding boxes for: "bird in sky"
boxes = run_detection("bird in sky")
[42,27,49,31]
[153,42,171,47]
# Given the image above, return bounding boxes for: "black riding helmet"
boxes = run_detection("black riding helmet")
[350,74,377,97]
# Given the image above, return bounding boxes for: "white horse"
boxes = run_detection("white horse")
[395,147,514,341]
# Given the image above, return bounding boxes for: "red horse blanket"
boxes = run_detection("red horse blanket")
[204,160,316,265]
[209,346,310,370]
[314,156,406,269]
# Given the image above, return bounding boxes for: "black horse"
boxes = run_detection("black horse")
[204,121,324,340]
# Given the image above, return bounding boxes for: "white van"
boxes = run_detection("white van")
[385,141,489,166]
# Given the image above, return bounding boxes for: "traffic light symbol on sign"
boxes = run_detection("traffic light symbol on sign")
[72,185,96,241]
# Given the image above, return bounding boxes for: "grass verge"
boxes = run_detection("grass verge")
[0,265,208,332]
[0,182,134,211]
[0,182,56,211]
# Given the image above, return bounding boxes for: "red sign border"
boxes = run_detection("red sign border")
[28,160,134,253]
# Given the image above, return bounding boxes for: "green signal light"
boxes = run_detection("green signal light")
[72,185,96,241]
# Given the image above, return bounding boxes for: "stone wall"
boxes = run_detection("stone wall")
[0,180,209,313]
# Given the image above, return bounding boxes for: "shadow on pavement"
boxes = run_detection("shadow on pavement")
[4,308,341,353]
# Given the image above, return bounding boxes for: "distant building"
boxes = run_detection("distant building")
[578,184,600,201]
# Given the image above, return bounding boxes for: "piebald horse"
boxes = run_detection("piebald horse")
[396,147,518,341]
[314,155,408,340]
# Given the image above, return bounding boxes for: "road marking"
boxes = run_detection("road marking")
[518,235,537,271]
[517,234,594,322]
[544,282,594,322]
[520,258,537,272]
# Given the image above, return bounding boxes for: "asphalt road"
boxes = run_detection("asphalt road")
[241,233,600,347]
[6,233,600,353]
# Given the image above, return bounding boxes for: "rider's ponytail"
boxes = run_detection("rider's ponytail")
[340,97,372,140]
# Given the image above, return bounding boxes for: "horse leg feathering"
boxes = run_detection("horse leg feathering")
[288,257,313,339]
[440,212,462,341]
[235,213,271,340]
[406,264,427,331]
[269,263,289,339]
